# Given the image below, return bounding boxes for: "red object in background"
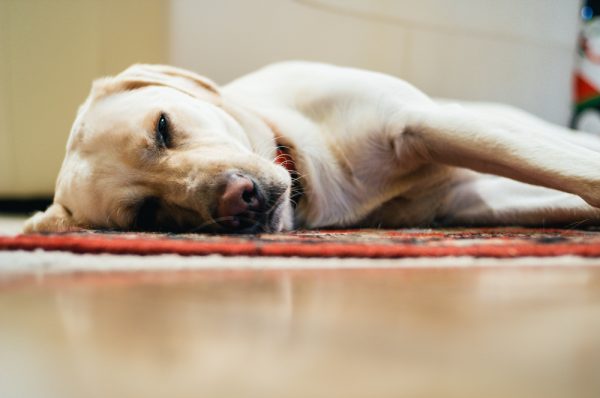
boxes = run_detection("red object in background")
[575,73,600,104]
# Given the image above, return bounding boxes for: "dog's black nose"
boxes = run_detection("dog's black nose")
[217,174,263,230]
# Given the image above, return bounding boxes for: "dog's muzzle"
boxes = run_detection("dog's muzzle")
[215,172,287,233]
[216,173,264,230]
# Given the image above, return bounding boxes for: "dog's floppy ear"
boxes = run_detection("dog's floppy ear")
[23,203,79,233]
[92,64,221,102]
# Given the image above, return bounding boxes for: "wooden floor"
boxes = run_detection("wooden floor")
[1,266,600,398]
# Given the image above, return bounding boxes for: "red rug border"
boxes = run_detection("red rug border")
[2,229,600,259]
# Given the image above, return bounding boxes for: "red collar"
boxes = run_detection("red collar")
[274,145,297,174]
[274,143,303,207]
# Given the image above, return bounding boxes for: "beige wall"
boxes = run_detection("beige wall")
[0,0,167,197]
[0,0,581,197]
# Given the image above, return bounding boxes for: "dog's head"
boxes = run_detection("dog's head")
[24,64,293,234]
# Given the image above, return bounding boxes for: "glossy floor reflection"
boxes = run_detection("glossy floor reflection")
[1,266,600,398]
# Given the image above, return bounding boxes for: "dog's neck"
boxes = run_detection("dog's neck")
[220,98,304,209]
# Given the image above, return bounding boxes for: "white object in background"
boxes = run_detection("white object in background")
[576,108,600,133]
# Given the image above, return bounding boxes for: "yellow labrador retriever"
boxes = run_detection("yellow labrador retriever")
[24,62,600,233]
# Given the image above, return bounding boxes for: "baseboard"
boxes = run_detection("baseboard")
[0,198,53,214]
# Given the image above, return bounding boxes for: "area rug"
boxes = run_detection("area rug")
[2,227,600,259]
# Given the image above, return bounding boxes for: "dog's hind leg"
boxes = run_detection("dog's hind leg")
[398,104,600,210]
[450,100,600,152]
[436,171,600,226]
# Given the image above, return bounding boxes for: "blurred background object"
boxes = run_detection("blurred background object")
[0,0,580,198]
[572,0,600,132]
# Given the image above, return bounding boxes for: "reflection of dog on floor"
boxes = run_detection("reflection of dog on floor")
[24,62,600,233]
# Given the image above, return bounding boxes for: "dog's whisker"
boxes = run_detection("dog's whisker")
[565,218,591,229]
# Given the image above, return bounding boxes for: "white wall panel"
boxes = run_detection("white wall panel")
[170,0,580,125]
[405,29,576,125]
[301,0,580,48]
[169,0,409,85]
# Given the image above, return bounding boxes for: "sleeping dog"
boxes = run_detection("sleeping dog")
[24,62,600,233]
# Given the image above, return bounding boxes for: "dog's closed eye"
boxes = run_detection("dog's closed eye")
[156,113,171,148]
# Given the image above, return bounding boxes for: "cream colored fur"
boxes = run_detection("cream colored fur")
[24,62,600,233]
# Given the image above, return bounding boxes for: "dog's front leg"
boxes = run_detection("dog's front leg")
[398,104,600,208]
